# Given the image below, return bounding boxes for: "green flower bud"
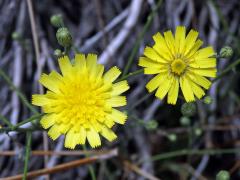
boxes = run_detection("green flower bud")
[167,133,177,142]
[56,27,72,47]
[203,96,213,104]
[50,14,64,28]
[216,170,230,180]
[11,32,21,41]
[194,128,202,136]
[145,120,158,131]
[54,49,62,57]
[180,116,191,126]
[220,46,233,58]
[181,102,196,117]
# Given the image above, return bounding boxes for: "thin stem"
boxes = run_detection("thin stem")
[141,148,240,163]
[0,113,44,133]
[122,0,163,76]
[14,113,44,129]
[213,58,240,82]
[0,114,13,128]
[129,93,152,111]
[0,69,38,114]
[83,145,96,180]
[23,132,32,180]
[26,0,40,64]
[209,0,228,32]
[0,127,42,133]
[117,69,143,82]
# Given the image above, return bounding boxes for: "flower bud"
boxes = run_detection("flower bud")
[50,14,64,28]
[56,27,72,47]
[145,120,158,131]
[181,102,196,117]
[203,96,213,104]
[220,46,233,58]
[11,32,21,41]
[216,170,230,180]
[167,133,177,142]
[194,128,202,136]
[180,116,191,126]
[54,49,62,57]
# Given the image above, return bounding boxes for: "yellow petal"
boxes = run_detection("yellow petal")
[87,128,101,148]
[194,46,215,59]
[190,68,217,77]
[109,109,127,124]
[40,114,56,129]
[164,30,175,55]
[58,123,70,134]
[167,78,179,104]
[74,53,86,71]
[111,80,129,96]
[143,47,166,63]
[95,64,104,79]
[190,58,216,68]
[155,76,173,100]
[146,73,167,92]
[39,74,60,93]
[107,96,126,107]
[58,56,72,76]
[138,57,165,68]
[101,126,117,141]
[188,79,205,99]
[49,71,63,82]
[78,127,87,144]
[104,115,115,128]
[86,54,98,78]
[187,73,211,89]
[180,76,195,102]
[144,67,167,74]
[103,66,121,83]
[185,39,203,58]
[32,94,50,106]
[152,32,172,60]
[96,83,112,94]
[175,26,186,54]
[90,119,103,132]
[184,30,199,55]
[48,125,61,140]
[65,130,77,149]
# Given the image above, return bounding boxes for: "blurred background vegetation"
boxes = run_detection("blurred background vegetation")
[0,0,240,179]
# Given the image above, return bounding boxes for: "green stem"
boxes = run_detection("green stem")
[122,0,163,76]
[23,132,32,180]
[129,93,152,111]
[83,145,96,180]
[117,69,143,82]
[0,69,38,114]
[0,127,42,133]
[142,148,240,163]
[213,58,240,82]
[0,114,14,128]
[14,113,44,129]
[209,0,228,32]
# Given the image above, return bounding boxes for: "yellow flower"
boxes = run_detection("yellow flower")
[139,26,217,104]
[32,54,129,148]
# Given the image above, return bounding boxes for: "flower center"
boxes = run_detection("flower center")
[171,58,186,75]
[58,79,109,127]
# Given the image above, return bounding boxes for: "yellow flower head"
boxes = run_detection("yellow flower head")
[32,54,129,148]
[139,26,217,104]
